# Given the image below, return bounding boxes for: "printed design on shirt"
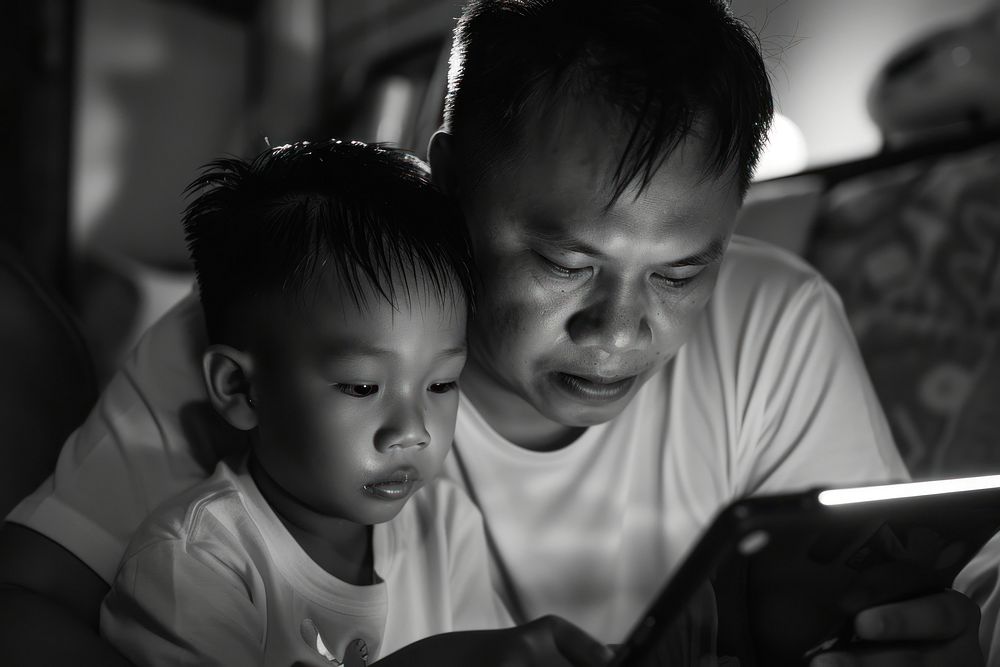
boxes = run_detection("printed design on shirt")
[300,617,369,666]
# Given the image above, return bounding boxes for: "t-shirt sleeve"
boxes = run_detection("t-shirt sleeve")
[100,537,266,667]
[735,275,909,496]
[5,290,242,584]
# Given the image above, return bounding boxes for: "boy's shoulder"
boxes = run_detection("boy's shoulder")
[121,459,253,564]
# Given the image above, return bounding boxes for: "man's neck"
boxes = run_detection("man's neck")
[248,454,374,586]
[459,362,586,452]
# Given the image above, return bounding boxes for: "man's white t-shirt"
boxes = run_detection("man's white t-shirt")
[16,236,998,652]
[100,458,507,666]
[444,236,909,640]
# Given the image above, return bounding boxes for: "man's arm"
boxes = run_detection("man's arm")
[735,273,985,665]
[0,522,132,666]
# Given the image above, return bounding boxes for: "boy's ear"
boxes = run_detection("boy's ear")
[428,129,460,197]
[203,345,258,431]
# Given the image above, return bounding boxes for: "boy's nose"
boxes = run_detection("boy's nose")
[374,405,430,452]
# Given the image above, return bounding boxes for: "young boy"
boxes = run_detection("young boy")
[2,1,991,665]
[98,140,603,666]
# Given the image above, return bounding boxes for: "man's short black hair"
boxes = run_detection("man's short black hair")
[444,0,774,198]
[183,140,476,344]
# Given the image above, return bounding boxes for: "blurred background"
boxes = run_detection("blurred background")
[2,0,999,509]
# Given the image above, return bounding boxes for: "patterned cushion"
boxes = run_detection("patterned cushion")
[808,140,1000,478]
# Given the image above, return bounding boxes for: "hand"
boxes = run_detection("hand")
[810,589,983,666]
[372,614,615,667]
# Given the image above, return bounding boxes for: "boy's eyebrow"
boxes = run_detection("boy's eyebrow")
[322,344,467,360]
[436,345,468,358]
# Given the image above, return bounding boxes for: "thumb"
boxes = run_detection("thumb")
[542,615,615,667]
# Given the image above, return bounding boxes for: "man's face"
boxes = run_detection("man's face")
[451,104,743,435]
[250,272,467,525]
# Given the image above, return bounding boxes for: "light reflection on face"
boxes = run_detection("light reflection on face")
[454,103,743,442]
[250,272,468,525]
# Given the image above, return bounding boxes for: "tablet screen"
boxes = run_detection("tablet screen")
[614,476,1000,667]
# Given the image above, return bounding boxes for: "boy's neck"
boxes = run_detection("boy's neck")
[460,361,586,452]
[248,454,375,586]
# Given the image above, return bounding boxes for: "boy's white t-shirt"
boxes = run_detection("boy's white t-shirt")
[100,457,508,666]
[17,236,999,650]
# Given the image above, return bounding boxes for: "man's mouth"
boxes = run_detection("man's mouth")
[551,371,637,403]
[363,468,419,501]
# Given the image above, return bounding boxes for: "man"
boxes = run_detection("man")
[0,1,988,664]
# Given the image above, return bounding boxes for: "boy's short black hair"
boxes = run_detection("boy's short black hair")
[444,0,774,198]
[183,140,476,345]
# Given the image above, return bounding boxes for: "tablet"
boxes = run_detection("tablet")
[611,475,1000,667]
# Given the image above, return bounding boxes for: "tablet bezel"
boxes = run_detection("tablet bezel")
[611,475,1000,666]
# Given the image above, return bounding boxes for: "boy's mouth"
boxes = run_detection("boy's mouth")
[363,468,419,501]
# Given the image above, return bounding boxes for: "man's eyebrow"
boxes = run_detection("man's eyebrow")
[526,223,726,266]
[524,225,605,258]
[666,237,727,267]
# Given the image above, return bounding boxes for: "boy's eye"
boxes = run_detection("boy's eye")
[533,251,591,280]
[428,381,458,394]
[336,383,379,397]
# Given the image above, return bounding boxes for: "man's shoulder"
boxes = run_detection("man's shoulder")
[125,289,207,401]
[24,290,241,536]
[669,236,844,385]
[719,235,824,295]
[707,235,834,329]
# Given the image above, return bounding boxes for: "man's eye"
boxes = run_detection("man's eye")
[652,269,703,289]
[335,383,379,397]
[534,252,591,279]
[428,381,458,394]
[652,274,692,288]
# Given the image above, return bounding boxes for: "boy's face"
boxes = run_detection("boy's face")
[451,103,742,433]
[250,272,467,525]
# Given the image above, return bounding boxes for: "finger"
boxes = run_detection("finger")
[854,589,981,642]
[810,646,922,667]
[841,561,933,612]
[809,638,974,667]
[540,615,615,667]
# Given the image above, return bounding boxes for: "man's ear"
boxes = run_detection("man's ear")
[203,345,258,431]
[428,129,460,197]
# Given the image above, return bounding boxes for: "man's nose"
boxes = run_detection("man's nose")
[374,400,430,452]
[567,283,652,353]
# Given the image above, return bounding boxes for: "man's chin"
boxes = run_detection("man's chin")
[535,372,640,427]
[556,406,628,427]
